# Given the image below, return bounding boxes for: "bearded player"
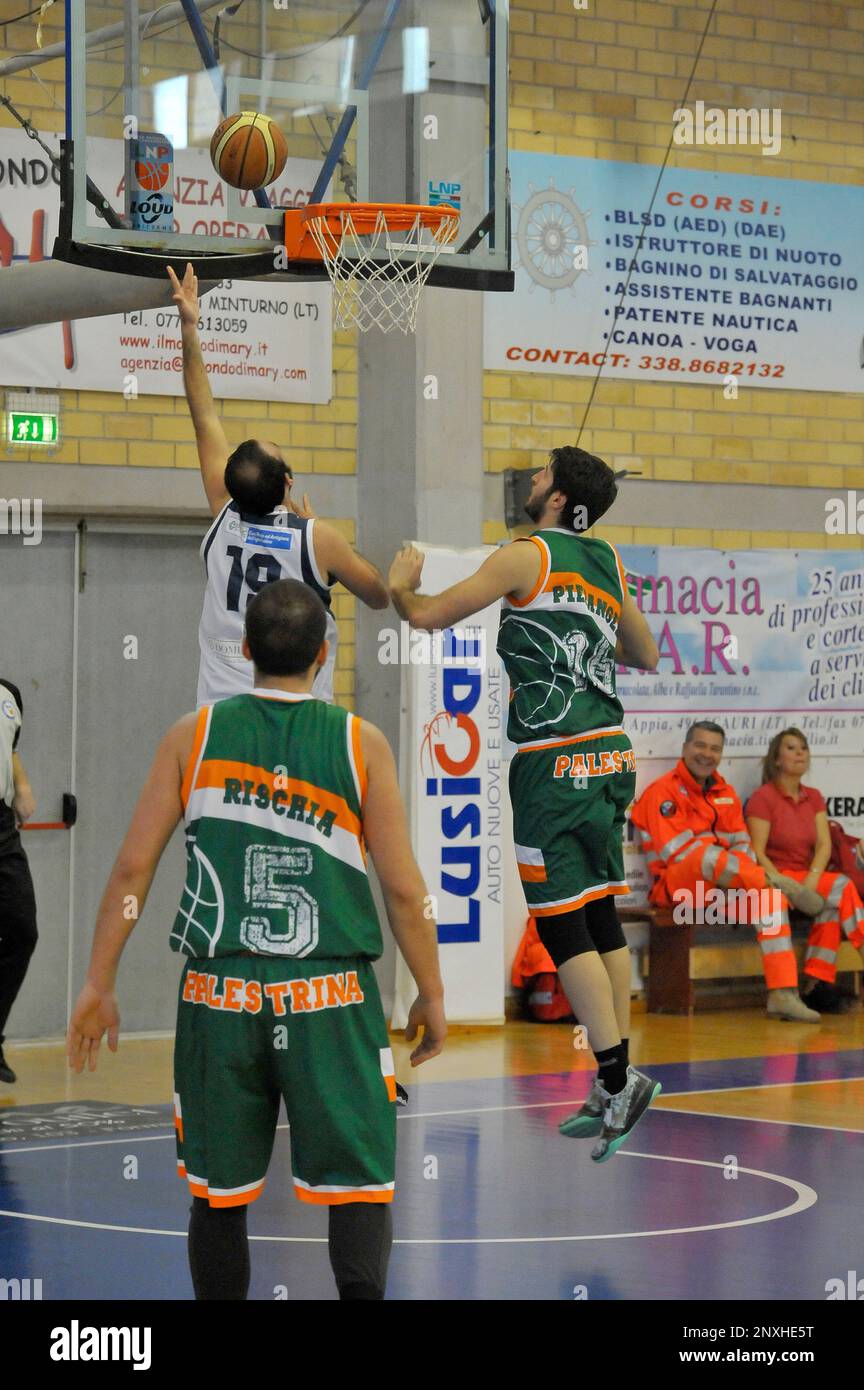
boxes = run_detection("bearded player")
[389,446,661,1162]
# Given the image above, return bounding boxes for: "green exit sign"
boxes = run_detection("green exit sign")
[8,412,59,446]
[4,392,61,450]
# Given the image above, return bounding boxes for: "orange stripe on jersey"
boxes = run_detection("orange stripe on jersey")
[506,535,549,608]
[208,1182,266,1209]
[518,862,547,883]
[516,726,625,753]
[607,542,628,597]
[181,706,211,810]
[544,570,621,619]
[350,715,368,806]
[533,883,630,916]
[192,760,362,839]
[295,1186,395,1207]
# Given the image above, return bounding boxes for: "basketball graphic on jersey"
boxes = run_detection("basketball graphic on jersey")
[172,840,225,955]
[499,614,617,731]
[498,614,584,730]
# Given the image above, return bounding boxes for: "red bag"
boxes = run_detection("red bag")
[511,918,576,1023]
[827,821,864,898]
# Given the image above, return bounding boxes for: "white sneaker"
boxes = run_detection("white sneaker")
[766,988,821,1023]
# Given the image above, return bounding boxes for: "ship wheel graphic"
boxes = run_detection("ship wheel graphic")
[515,179,594,298]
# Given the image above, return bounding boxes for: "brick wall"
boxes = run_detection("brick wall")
[483,0,864,553]
[0,2,360,705]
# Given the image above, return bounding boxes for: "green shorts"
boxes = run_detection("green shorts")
[509,732,636,917]
[173,955,397,1209]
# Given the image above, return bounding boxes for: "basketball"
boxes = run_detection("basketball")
[209,111,288,190]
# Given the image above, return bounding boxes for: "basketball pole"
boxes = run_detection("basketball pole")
[123,0,140,224]
[176,0,272,215]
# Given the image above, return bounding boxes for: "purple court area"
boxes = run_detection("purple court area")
[0,1050,860,1301]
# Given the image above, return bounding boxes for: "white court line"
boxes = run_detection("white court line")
[2,1075,863,1156]
[0,1151,817,1245]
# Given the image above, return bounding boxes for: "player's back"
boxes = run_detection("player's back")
[497,527,627,745]
[173,690,380,960]
[197,503,338,706]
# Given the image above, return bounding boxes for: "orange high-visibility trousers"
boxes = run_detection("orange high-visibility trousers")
[777,867,864,984]
[661,841,798,991]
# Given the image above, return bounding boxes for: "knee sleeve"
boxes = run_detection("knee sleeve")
[535,909,594,967]
[328,1202,393,1300]
[188,1197,250,1301]
[584,896,627,955]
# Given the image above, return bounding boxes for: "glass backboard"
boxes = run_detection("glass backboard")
[60,0,512,289]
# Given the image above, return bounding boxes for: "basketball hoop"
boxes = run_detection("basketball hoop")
[283,202,460,334]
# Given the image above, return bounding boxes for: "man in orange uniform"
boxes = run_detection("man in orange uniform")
[629,721,820,1022]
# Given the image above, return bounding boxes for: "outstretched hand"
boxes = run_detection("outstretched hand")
[167,262,200,328]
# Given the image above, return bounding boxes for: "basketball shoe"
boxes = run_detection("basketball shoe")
[559,1077,605,1138]
[590,1067,662,1163]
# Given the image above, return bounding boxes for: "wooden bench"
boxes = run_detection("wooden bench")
[619,903,863,1015]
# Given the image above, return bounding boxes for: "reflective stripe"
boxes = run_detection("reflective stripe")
[759,934,793,955]
[825,876,848,909]
[840,907,864,939]
[806,944,837,965]
[716,854,739,889]
[700,844,723,878]
[659,829,693,862]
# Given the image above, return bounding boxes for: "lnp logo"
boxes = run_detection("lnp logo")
[428,179,461,209]
[420,666,483,944]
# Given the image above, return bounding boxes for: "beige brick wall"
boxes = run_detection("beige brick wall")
[0,3,360,706]
[486,0,864,553]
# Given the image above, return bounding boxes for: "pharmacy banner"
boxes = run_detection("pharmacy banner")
[392,545,505,1028]
[485,152,864,392]
[0,132,331,402]
[618,545,864,904]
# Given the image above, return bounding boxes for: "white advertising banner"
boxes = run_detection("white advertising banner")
[0,132,332,402]
[392,545,505,1028]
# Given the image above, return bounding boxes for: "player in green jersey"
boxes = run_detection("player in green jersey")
[389,447,661,1163]
[67,579,446,1300]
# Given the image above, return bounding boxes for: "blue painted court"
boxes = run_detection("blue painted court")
[2,1049,860,1302]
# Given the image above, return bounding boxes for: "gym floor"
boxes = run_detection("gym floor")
[2,1008,862,1301]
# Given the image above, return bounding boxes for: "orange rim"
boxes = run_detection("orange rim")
[284,201,459,261]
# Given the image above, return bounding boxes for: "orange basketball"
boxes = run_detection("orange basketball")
[210,111,288,190]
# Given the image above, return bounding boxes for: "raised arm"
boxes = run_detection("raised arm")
[313,520,389,610]
[168,264,231,517]
[388,540,539,631]
[360,719,445,1066]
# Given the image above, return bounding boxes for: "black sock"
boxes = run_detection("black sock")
[188,1197,250,1300]
[595,1043,628,1096]
[328,1202,393,1300]
[621,1036,630,1067]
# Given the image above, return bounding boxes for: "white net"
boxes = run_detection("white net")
[305,206,460,334]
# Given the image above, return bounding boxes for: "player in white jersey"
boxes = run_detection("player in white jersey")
[168,265,389,706]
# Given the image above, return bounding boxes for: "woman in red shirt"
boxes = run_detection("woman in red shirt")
[747,727,864,1011]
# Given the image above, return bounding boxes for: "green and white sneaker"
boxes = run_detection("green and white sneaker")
[559,1078,606,1138]
[590,1067,662,1164]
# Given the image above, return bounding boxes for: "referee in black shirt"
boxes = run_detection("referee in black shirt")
[0,679,38,1084]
